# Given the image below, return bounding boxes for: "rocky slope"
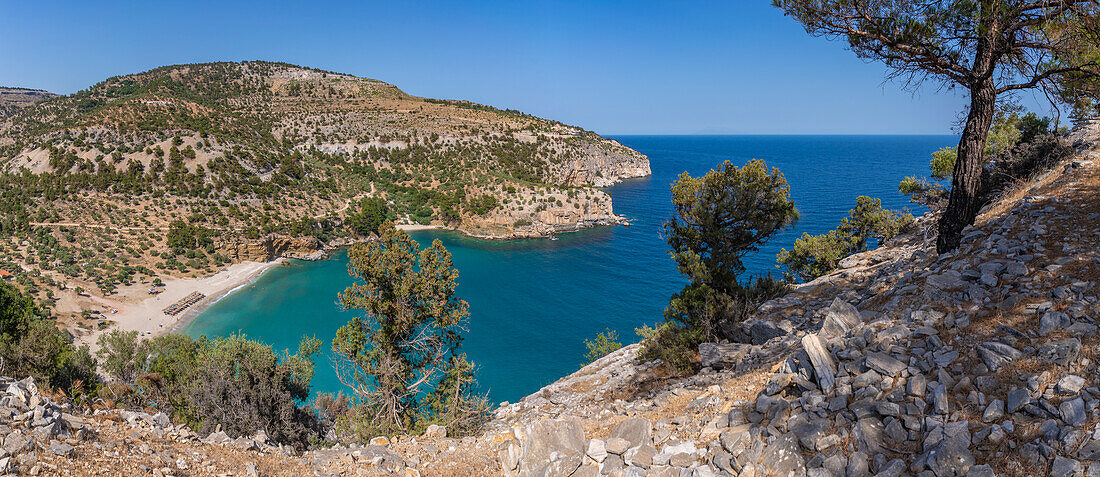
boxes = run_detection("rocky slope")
[0,87,57,117]
[14,124,1099,476]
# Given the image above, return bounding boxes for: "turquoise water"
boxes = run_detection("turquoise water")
[184,135,956,404]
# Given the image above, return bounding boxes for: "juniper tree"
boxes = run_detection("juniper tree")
[775,0,1100,252]
[664,160,798,340]
[333,222,484,434]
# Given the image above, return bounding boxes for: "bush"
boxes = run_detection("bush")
[901,106,1061,209]
[778,196,913,282]
[635,321,703,374]
[0,283,96,398]
[899,176,948,207]
[641,160,797,373]
[346,197,391,236]
[97,330,322,448]
[0,282,36,339]
[165,220,213,254]
[776,230,859,282]
[581,329,623,366]
[930,147,957,180]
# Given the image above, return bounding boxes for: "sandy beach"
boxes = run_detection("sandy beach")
[396,223,443,231]
[73,260,282,348]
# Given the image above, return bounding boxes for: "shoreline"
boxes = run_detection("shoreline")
[395,223,443,232]
[75,259,284,349]
[168,259,285,335]
[75,219,630,347]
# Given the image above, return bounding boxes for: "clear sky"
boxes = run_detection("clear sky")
[0,0,1057,135]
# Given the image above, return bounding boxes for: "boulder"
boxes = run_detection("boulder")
[609,417,652,449]
[46,441,74,456]
[518,417,585,476]
[424,424,446,439]
[758,435,804,476]
[927,270,966,290]
[1060,397,1087,426]
[585,439,607,463]
[750,321,787,345]
[802,334,836,393]
[626,445,656,468]
[865,352,906,377]
[698,343,750,369]
[1050,456,1083,477]
[1037,338,1081,366]
[976,342,1023,372]
[606,437,630,455]
[1006,388,1031,414]
[1039,311,1072,336]
[821,298,861,338]
[925,422,973,477]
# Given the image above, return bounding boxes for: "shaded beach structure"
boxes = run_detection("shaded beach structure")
[162,291,206,316]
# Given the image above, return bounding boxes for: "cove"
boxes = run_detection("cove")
[184,135,956,404]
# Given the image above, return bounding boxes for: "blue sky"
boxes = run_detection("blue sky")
[0,1,1057,134]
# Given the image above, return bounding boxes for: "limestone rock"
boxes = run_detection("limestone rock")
[699,343,751,369]
[609,417,652,449]
[802,334,836,393]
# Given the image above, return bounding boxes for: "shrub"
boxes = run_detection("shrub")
[778,196,913,282]
[776,230,859,283]
[466,195,499,215]
[346,197,391,236]
[165,220,212,254]
[0,283,96,398]
[581,329,623,366]
[96,330,322,448]
[930,147,957,180]
[899,176,948,207]
[641,160,797,374]
[634,321,702,374]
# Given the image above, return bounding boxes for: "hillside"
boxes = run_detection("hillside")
[12,121,1099,475]
[0,87,58,117]
[0,61,649,337]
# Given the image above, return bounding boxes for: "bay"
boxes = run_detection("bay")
[184,135,956,404]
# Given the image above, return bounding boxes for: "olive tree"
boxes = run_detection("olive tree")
[775,0,1100,252]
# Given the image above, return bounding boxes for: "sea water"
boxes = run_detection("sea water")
[184,135,955,404]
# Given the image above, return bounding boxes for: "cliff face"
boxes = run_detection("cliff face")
[0,87,57,117]
[216,234,322,262]
[455,185,625,239]
[554,137,653,187]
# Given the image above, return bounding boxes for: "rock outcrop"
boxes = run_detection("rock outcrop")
[216,234,322,262]
[0,87,57,117]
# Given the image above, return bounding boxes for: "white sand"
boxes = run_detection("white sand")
[396,224,443,231]
[75,260,281,348]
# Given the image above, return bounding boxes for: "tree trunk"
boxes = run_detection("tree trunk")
[936,80,997,253]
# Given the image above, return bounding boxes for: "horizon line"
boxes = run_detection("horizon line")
[602,132,960,137]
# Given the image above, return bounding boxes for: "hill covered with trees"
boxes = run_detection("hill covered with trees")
[0,61,649,328]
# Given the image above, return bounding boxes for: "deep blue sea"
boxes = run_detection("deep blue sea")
[184,135,956,404]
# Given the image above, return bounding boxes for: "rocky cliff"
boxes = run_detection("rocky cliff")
[0,87,57,117]
[216,234,323,262]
